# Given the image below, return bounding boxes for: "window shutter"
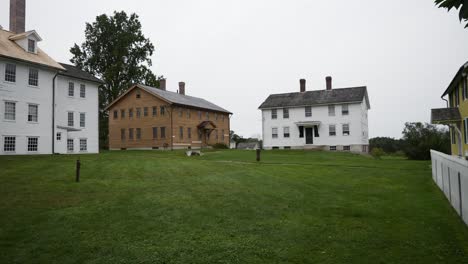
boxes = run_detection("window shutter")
[465,119,468,144]
[314,126,319,137]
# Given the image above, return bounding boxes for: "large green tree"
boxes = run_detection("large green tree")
[401,122,450,160]
[70,11,162,148]
[435,0,468,28]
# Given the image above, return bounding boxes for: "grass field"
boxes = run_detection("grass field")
[1,150,467,263]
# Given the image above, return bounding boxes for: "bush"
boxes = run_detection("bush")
[370,148,385,159]
[212,143,229,149]
[401,122,450,160]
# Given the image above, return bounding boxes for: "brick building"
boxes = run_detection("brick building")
[106,81,231,150]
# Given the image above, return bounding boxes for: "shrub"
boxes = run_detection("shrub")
[370,148,385,159]
[401,122,450,160]
[212,143,229,149]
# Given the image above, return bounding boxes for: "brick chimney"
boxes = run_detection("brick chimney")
[159,79,166,91]
[178,82,185,95]
[10,0,26,33]
[300,79,306,93]
[326,76,332,90]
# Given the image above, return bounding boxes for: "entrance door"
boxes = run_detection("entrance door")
[305,127,313,144]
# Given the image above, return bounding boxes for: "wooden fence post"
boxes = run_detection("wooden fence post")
[256,149,261,162]
[76,159,81,183]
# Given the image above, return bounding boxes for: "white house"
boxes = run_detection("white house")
[0,0,102,155]
[259,77,370,152]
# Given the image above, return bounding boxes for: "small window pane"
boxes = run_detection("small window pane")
[28,104,38,122]
[68,112,74,127]
[136,128,141,140]
[329,125,336,136]
[153,127,158,139]
[271,109,277,119]
[5,101,16,120]
[121,109,125,119]
[28,39,35,52]
[343,124,350,136]
[272,128,278,138]
[5,64,16,82]
[28,68,39,86]
[129,128,134,140]
[121,129,126,140]
[56,132,62,141]
[28,137,38,152]
[179,126,184,139]
[144,107,148,117]
[152,107,157,116]
[283,127,290,138]
[113,110,118,119]
[160,106,165,116]
[67,139,74,152]
[80,84,86,98]
[80,139,87,151]
[305,106,312,117]
[68,82,74,96]
[4,136,16,152]
[80,113,86,127]
[136,108,141,118]
[188,128,192,139]
[161,127,166,138]
[328,105,335,116]
[283,108,289,119]
[342,104,349,115]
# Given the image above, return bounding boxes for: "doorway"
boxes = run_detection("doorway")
[305,127,313,144]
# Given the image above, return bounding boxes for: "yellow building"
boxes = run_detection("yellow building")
[431,61,468,156]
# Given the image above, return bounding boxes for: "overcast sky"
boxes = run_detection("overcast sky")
[1,0,468,138]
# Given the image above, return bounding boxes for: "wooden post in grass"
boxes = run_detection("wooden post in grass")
[76,159,81,182]
[256,149,261,162]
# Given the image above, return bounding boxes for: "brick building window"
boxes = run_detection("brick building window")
[144,107,148,117]
[153,127,158,139]
[160,106,165,116]
[152,106,157,116]
[136,108,141,118]
[121,109,125,119]
[129,109,133,118]
[129,128,134,140]
[121,129,126,140]
[188,128,192,139]
[160,127,166,138]
[113,110,118,119]
[179,127,184,139]
[136,128,141,140]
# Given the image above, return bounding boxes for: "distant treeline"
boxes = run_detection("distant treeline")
[370,122,450,160]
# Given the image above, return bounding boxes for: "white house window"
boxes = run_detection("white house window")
[28,39,36,53]
[68,112,74,127]
[329,146,337,151]
[272,127,278,138]
[283,127,290,138]
[80,139,87,152]
[68,82,74,96]
[305,106,312,117]
[329,125,336,136]
[342,104,349,115]
[3,136,15,152]
[80,84,86,98]
[343,124,350,136]
[271,109,278,119]
[27,137,38,152]
[28,104,38,122]
[80,113,86,128]
[67,139,74,152]
[5,64,16,82]
[343,146,351,151]
[56,132,62,141]
[28,68,39,86]
[4,101,16,120]
[283,108,289,119]
[328,105,335,116]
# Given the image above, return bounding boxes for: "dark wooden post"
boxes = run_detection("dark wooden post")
[256,149,261,162]
[76,159,81,182]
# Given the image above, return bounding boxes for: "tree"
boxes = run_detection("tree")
[435,0,468,28]
[401,122,450,160]
[70,11,162,148]
[369,137,404,153]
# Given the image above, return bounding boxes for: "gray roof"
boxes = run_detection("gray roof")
[258,87,369,109]
[58,63,104,84]
[139,84,231,114]
[442,61,468,97]
[431,107,461,123]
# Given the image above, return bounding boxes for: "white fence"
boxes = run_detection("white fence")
[430,150,468,226]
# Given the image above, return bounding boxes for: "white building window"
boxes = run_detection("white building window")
[271,109,277,119]
[67,139,74,152]
[4,101,16,120]
[80,84,86,98]
[329,146,337,151]
[68,82,74,97]
[68,112,74,127]
[56,132,62,141]
[342,104,349,115]
[283,108,289,119]
[27,137,38,152]
[3,136,15,152]
[28,39,36,53]
[5,64,16,82]
[28,68,39,86]
[28,104,38,122]
[329,125,336,136]
[328,105,335,116]
[343,146,351,151]
[283,127,290,138]
[305,106,312,117]
[80,113,86,128]
[272,127,278,138]
[80,139,87,152]
[343,124,350,136]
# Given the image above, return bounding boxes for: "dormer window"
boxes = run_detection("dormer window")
[28,39,36,53]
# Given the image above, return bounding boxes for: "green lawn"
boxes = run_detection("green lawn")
[0,150,467,263]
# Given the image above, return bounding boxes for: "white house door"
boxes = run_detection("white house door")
[305,127,313,144]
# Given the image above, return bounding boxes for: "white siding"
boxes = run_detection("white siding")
[261,99,369,152]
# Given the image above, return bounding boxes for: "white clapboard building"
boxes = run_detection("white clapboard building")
[0,0,102,155]
[259,77,370,153]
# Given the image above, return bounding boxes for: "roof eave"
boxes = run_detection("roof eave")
[0,54,65,71]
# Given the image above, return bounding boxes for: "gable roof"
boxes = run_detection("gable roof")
[0,29,64,70]
[8,30,42,41]
[58,63,104,84]
[258,86,370,109]
[105,84,232,114]
[442,61,468,97]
